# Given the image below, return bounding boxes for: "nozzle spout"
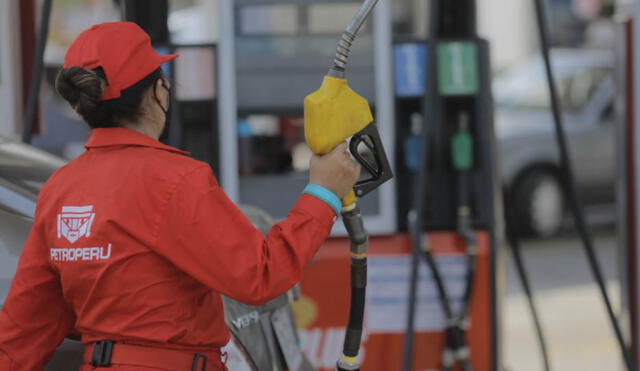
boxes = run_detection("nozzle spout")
[329,0,380,77]
[346,0,379,35]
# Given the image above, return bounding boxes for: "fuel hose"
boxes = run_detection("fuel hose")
[333,0,377,360]
[503,192,551,371]
[402,4,440,368]
[403,112,479,371]
[338,206,369,371]
[429,113,476,371]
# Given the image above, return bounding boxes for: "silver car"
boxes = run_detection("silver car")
[495,49,615,237]
[0,137,84,369]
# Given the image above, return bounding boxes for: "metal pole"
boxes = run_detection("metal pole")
[22,0,53,144]
[218,0,239,200]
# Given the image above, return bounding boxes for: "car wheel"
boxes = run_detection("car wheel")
[514,169,565,238]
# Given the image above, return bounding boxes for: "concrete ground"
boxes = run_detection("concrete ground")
[502,230,625,371]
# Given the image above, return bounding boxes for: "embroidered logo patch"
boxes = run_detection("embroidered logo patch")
[57,205,96,243]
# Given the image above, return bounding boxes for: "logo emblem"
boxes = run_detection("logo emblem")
[57,205,96,243]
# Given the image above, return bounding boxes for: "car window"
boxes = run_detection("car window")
[0,208,30,306]
[495,64,611,112]
[0,165,50,218]
[0,207,30,258]
[504,74,572,111]
[0,141,64,217]
[0,180,37,218]
[565,68,610,110]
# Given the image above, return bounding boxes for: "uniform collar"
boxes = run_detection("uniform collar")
[85,127,190,155]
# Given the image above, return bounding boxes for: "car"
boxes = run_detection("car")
[0,136,83,369]
[495,48,615,237]
[0,136,313,370]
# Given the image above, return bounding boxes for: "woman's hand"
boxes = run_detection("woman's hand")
[309,142,361,199]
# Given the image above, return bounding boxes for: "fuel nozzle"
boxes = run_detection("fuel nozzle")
[452,112,476,249]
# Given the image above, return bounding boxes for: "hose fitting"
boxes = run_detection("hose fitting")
[337,353,360,370]
[330,31,356,76]
[343,207,369,256]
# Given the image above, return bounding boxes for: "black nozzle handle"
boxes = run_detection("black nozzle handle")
[350,124,394,198]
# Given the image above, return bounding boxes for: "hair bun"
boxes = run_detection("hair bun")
[55,67,105,116]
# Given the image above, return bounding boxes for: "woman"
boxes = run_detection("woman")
[0,22,359,371]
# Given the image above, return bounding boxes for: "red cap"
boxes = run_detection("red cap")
[63,22,178,101]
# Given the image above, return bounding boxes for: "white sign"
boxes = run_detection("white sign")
[366,254,468,333]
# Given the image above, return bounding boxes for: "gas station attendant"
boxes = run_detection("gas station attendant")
[0,22,360,371]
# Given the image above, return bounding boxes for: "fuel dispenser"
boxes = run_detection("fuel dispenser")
[401,1,500,370]
[122,0,220,175]
[397,1,638,370]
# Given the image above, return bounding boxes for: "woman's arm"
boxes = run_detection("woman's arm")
[153,164,337,305]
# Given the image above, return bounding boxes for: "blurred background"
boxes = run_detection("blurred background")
[0,0,636,370]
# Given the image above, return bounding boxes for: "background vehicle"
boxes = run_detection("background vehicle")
[495,48,615,237]
[0,136,83,369]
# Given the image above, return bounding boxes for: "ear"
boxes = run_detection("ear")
[154,78,164,98]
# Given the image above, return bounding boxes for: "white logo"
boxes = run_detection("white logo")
[50,244,112,262]
[57,205,96,244]
[231,311,260,329]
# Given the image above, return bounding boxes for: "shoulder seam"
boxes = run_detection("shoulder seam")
[149,164,210,247]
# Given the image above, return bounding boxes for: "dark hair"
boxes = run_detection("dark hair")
[55,66,164,128]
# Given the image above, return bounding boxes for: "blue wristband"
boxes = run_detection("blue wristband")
[303,184,342,216]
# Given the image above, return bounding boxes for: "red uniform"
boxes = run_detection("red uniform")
[0,128,337,370]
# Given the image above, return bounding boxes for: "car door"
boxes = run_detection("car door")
[564,67,615,201]
[582,76,616,203]
[0,201,85,370]
[0,206,29,305]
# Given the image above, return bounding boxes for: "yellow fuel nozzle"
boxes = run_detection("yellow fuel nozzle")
[304,76,373,206]
[304,76,373,156]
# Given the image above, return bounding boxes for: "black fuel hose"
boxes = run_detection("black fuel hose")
[402,110,430,371]
[503,190,551,371]
[437,117,477,371]
[343,259,366,357]
[533,0,634,369]
[401,113,430,371]
[337,206,369,371]
[23,0,54,144]
[402,3,440,368]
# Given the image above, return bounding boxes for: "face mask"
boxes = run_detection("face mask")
[154,80,172,143]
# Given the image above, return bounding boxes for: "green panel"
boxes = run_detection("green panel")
[437,42,479,96]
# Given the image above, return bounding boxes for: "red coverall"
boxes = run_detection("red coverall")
[0,128,337,370]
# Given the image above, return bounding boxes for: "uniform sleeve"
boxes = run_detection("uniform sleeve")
[0,218,76,370]
[154,165,337,305]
